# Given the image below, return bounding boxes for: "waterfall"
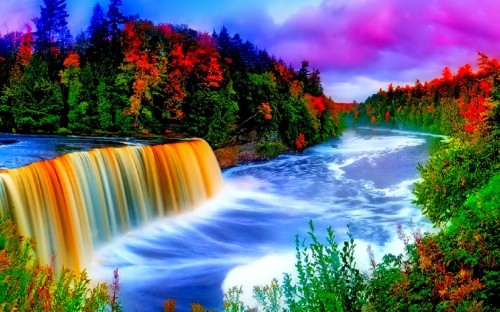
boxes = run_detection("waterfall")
[0,139,223,271]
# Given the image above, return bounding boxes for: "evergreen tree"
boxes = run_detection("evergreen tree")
[2,55,63,132]
[107,0,125,66]
[87,3,109,63]
[0,32,22,91]
[33,0,72,55]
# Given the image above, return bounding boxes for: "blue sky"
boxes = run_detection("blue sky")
[2,0,500,102]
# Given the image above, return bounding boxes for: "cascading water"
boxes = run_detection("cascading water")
[0,128,444,311]
[0,139,222,271]
[87,127,443,311]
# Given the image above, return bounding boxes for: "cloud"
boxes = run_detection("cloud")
[2,0,500,102]
[219,0,500,101]
[324,75,411,103]
[0,0,38,34]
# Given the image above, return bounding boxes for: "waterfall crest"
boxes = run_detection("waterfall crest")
[0,139,222,271]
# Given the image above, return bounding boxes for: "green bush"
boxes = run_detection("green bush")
[0,217,120,311]
[57,127,72,135]
[224,221,367,312]
[413,135,499,225]
[281,221,366,312]
[255,141,286,159]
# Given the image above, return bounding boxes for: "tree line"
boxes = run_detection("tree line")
[215,53,500,312]
[0,0,350,150]
[350,53,499,311]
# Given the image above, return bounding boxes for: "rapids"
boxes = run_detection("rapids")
[86,127,443,311]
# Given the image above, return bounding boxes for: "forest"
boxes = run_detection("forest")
[0,0,349,158]
[218,52,499,312]
[349,52,500,311]
[1,0,499,311]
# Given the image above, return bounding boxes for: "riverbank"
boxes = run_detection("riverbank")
[214,142,263,168]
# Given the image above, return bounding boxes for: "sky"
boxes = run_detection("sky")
[2,0,500,102]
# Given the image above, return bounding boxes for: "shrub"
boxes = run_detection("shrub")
[413,135,499,225]
[0,217,119,311]
[281,221,366,312]
[255,141,286,159]
[223,286,247,312]
[226,221,367,312]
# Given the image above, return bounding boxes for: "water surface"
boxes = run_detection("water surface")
[88,127,442,311]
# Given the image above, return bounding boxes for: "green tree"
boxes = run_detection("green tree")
[182,84,238,146]
[2,55,63,132]
[237,72,280,140]
[413,135,499,225]
[107,0,125,67]
[87,3,110,64]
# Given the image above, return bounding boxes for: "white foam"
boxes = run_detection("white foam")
[357,127,448,139]
[325,131,426,181]
[222,252,296,308]
[360,178,419,200]
[379,179,418,198]
[327,155,366,179]
[327,131,425,156]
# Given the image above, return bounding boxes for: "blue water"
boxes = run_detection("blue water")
[0,133,167,169]
[1,128,443,311]
[87,127,443,311]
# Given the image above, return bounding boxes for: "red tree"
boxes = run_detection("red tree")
[17,25,33,66]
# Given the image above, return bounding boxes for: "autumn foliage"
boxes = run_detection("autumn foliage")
[305,94,326,118]
[63,51,80,69]
[358,52,499,137]
[295,133,307,149]
[0,5,351,152]
[458,86,489,134]
[358,52,500,312]
[16,25,33,67]
[259,102,272,120]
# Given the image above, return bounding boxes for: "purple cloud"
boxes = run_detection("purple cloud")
[220,0,500,100]
[2,0,500,101]
[0,0,38,34]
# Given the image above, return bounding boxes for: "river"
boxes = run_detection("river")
[81,127,442,311]
[0,128,441,311]
[0,133,165,169]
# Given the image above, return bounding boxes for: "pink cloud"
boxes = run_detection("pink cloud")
[226,0,500,100]
[345,3,399,48]
[0,0,38,34]
[3,0,500,101]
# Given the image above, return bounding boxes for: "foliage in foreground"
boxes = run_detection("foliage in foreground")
[0,217,121,311]
[220,191,499,312]
[222,220,366,312]
[368,173,500,312]
[412,133,499,226]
